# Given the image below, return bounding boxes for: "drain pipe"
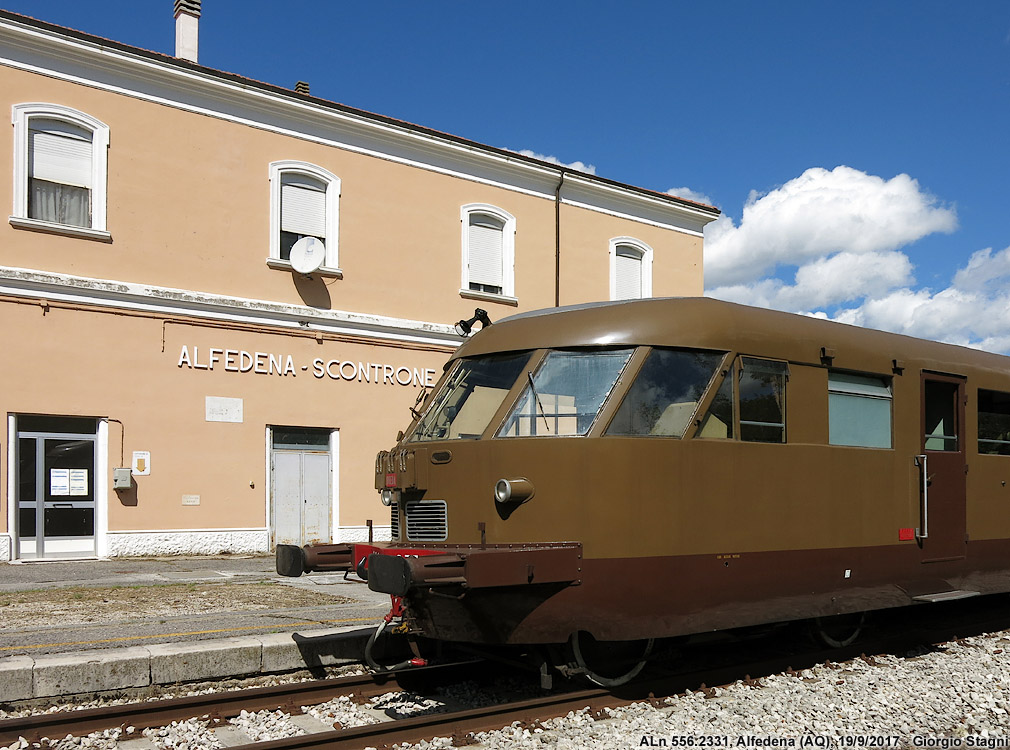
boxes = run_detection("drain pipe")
[554,170,565,307]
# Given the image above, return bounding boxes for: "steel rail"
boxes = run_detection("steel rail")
[0,669,414,745]
[236,685,617,750]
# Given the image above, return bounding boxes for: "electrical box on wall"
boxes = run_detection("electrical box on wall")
[113,468,132,490]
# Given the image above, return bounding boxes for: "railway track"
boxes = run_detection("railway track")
[5,597,1010,749]
[0,664,470,746]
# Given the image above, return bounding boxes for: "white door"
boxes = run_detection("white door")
[270,427,333,547]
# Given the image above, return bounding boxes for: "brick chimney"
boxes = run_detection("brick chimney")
[174,0,201,63]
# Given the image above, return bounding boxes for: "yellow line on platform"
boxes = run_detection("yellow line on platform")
[0,616,377,652]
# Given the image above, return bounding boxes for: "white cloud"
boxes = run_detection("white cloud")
[512,149,596,175]
[832,262,1010,350]
[700,165,1010,353]
[708,250,914,311]
[666,186,714,206]
[705,166,957,288]
[952,246,1010,294]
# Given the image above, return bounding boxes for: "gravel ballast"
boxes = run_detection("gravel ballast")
[6,631,1010,749]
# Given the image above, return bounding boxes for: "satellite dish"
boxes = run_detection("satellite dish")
[289,236,325,274]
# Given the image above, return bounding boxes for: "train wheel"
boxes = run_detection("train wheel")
[811,612,866,648]
[569,631,654,687]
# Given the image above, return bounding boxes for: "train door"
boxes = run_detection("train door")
[270,426,334,548]
[918,374,967,562]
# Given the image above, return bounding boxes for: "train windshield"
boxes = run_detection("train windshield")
[497,348,634,437]
[409,351,532,442]
[606,348,726,437]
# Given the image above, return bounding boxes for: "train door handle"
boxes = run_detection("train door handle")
[914,454,929,540]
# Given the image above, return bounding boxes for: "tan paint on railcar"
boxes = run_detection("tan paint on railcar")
[389,298,1010,562]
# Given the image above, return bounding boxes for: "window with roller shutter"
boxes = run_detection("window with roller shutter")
[11,103,109,237]
[609,237,653,301]
[268,161,341,272]
[460,203,516,302]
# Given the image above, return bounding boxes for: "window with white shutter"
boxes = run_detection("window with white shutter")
[609,237,653,301]
[11,104,110,237]
[615,246,643,300]
[460,204,516,302]
[268,161,341,272]
[29,120,93,228]
[280,174,326,260]
[467,213,505,294]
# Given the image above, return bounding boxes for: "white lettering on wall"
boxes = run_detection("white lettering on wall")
[177,345,435,387]
[311,358,436,387]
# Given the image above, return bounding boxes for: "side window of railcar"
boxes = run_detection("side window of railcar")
[409,351,532,442]
[694,357,788,443]
[497,348,633,437]
[606,349,725,437]
[828,372,892,449]
[978,389,1010,455]
[738,357,788,443]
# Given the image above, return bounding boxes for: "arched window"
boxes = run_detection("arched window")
[609,237,654,300]
[268,161,341,272]
[460,203,516,301]
[11,103,110,237]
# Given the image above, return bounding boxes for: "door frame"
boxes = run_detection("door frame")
[14,421,99,560]
[918,371,967,562]
[266,426,338,548]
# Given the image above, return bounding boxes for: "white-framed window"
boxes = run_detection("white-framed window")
[609,237,654,300]
[11,103,110,239]
[460,203,516,303]
[268,161,341,274]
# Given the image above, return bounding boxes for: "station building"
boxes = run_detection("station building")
[0,4,719,561]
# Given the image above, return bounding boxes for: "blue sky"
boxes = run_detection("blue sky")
[7,1,1010,350]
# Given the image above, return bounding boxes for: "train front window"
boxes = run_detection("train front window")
[697,372,735,439]
[498,348,633,437]
[739,357,788,443]
[607,348,726,437]
[409,351,532,442]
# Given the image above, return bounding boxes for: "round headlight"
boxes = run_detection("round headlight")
[380,488,393,506]
[495,477,534,504]
[494,479,512,504]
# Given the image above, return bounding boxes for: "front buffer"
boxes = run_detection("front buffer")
[277,541,584,644]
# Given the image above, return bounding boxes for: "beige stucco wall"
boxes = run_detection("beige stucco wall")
[0,66,703,322]
[0,297,449,538]
[0,55,708,556]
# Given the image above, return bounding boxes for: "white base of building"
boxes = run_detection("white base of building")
[338,524,393,544]
[105,528,271,557]
[1,526,395,561]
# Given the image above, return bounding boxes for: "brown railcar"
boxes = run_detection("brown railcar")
[279,298,1010,676]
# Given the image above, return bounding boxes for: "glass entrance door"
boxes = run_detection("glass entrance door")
[16,416,98,559]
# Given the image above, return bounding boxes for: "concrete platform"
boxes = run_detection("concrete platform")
[0,625,373,701]
[0,554,388,700]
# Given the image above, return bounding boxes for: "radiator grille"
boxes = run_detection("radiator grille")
[405,499,448,542]
[390,501,400,542]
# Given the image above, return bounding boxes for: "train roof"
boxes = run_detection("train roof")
[453,297,1010,379]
